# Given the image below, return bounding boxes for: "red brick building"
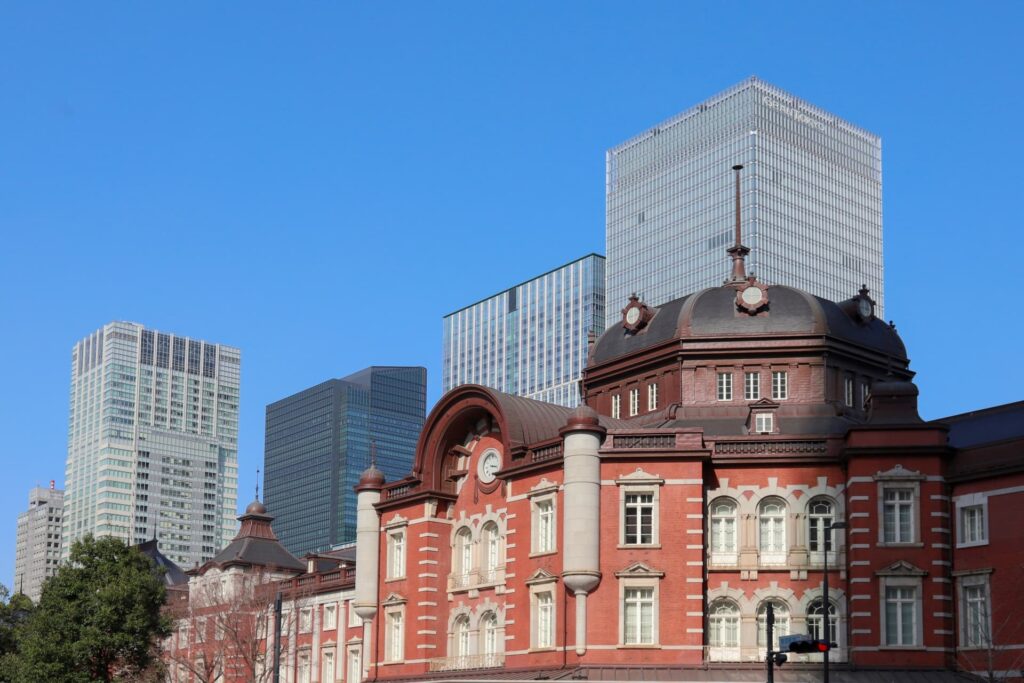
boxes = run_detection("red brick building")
[349,252,1024,682]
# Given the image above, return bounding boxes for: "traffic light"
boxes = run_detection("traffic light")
[786,639,837,653]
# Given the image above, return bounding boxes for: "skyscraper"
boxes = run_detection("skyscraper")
[263,366,426,556]
[14,483,63,602]
[606,77,883,322]
[63,322,240,568]
[442,253,606,408]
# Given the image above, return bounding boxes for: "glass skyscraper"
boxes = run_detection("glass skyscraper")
[442,254,605,408]
[63,322,240,568]
[606,77,883,323]
[263,366,426,556]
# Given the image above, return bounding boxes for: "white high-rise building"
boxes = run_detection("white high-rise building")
[14,484,63,602]
[606,77,883,323]
[63,322,240,568]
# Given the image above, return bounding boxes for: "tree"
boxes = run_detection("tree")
[0,584,34,660]
[3,535,171,683]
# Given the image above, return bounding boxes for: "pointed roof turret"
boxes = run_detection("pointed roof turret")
[195,498,304,574]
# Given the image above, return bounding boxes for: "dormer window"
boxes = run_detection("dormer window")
[754,413,773,434]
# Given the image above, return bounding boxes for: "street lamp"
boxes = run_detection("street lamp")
[822,521,847,683]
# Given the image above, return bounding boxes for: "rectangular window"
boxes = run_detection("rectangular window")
[883,488,915,543]
[611,394,621,419]
[536,592,554,649]
[535,499,555,553]
[321,649,335,683]
[297,651,311,683]
[386,611,403,662]
[623,587,655,644]
[744,372,760,400]
[324,603,337,631]
[754,413,773,433]
[648,383,658,411]
[624,493,654,545]
[348,648,361,683]
[862,382,871,410]
[348,600,361,627]
[844,377,854,407]
[387,530,405,579]
[960,505,985,545]
[884,586,917,646]
[629,388,639,416]
[717,372,733,401]
[299,607,313,634]
[772,371,788,400]
[961,581,990,647]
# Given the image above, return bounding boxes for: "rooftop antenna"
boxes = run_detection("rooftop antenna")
[726,164,751,285]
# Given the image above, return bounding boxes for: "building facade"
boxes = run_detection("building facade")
[13,483,63,602]
[606,77,884,321]
[442,253,605,408]
[63,322,240,569]
[264,367,427,557]
[348,257,1022,681]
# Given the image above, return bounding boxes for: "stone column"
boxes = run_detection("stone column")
[353,465,385,678]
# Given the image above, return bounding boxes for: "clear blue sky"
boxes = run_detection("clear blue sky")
[2,2,1021,588]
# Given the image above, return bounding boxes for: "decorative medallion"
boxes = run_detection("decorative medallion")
[736,277,769,315]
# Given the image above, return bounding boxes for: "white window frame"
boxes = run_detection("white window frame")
[954,493,988,548]
[708,600,741,662]
[772,370,788,400]
[807,497,838,565]
[347,599,361,627]
[880,578,922,648]
[629,388,639,416]
[480,521,502,582]
[455,526,474,577]
[616,567,662,647]
[347,645,362,683]
[709,498,738,566]
[956,571,992,649]
[806,598,839,647]
[530,489,557,556]
[758,497,788,565]
[717,372,733,401]
[320,647,335,683]
[384,606,405,663]
[756,600,790,656]
[532,589,555,650]
[386,528,406,580]
[844,377,854,407]
[647,382,658,411]
[879,483,919,545]
[754,412,773,434]
[452,614,472,657]
[297,649,312,683]
[323,602,338,631]
[744,371,760,400]
[299,606,313,634]
[617,473,663,548]
[862,381,871,410]
[479,610,503,660]
[611,394,621,419]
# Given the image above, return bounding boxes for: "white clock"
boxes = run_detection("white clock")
[857,297,873,319]
[478,449,502,484]
[741,286,764,306]
[625,307,641,326]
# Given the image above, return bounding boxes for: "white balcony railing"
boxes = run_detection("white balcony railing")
[428,652,504,672]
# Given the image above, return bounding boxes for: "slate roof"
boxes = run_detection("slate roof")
[199,500,305,573]
[592,285,906,365]
[477,387,631,449]
[135,538,188,586]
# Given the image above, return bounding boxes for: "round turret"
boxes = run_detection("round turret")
[357,464,385,490]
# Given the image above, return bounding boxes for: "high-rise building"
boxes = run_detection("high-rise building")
[606,76,883,323]
[442,253,606,408]
[263,366,426,556]
[14,483,63,601]
[63,322,240,568]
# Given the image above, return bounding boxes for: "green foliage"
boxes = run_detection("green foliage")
[0,584,34,660]
[2,535,171,683]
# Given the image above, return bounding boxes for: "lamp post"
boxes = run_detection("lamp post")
[822,521,847,683]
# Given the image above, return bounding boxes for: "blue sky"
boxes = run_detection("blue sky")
[1,2,1021,588]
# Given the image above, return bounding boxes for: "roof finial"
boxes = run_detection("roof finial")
[255,468,260,500]
[726,164,751,285]
[370,440,377,469]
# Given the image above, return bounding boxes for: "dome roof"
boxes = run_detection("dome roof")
[591,284,906,364]
[244,499,268,515]
[357,464,386,490]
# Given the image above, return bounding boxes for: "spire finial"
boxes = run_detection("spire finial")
[255,468,260,500]
[726,164,751,285]
[370,440,377,469]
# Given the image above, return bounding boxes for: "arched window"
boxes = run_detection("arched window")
[757,600,790,652]
[453,615,471,658]
[708,600,741,661]
[758,498,787,564]
[481,522,501,579]
[455,528,473,576]
[480,611,500,659]
[806,599,838,644]
[808,498,835,555]
[710,498,738,563]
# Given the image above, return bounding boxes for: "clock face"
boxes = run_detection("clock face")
[741,286,764,306]
[858,297,873,319]
[478,449,501,484]
[625,307,641,326]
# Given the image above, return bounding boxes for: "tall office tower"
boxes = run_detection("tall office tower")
[606,76,883,324]
[442,253,606,408]
[13,483,64,601]
[263,366,426,556]
[63,322,240,568]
